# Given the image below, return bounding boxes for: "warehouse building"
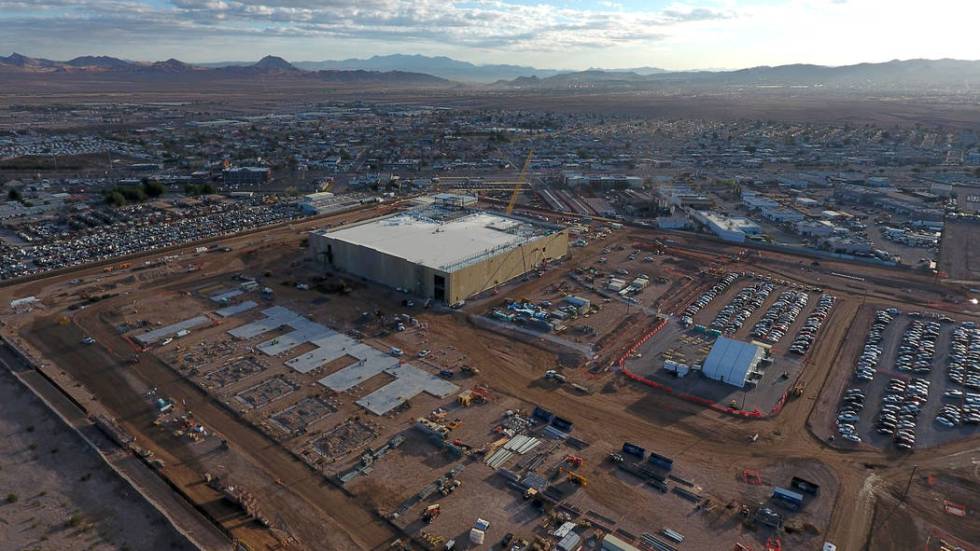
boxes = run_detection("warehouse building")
[702,337,765,388]
[693,211,762,243]
[310,204,568,304]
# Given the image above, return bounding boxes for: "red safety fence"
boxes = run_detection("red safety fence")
[618,317,768,419]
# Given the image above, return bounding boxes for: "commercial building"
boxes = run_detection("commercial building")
[693,211,762,243]
[310,203,568,304]
[563,173,643,189]
[223,166,270,186]
[702,337,765,388]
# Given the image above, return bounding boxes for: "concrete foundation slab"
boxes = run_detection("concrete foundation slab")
[215,301,258,317]
[355,364,459,415]
[133,316,212,345]
[318,354,399,392]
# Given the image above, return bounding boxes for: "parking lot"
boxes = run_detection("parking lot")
[0,198,302,280]
[831,309,978,450]
[625,271,836,414]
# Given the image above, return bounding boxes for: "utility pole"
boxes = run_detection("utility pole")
[903,464,918,500]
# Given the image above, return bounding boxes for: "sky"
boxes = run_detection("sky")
[2,0,980,70]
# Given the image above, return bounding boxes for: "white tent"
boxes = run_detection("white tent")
[702,337,764,388]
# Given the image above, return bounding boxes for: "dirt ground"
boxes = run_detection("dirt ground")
[939,220,980,282]
[0,367,194,551]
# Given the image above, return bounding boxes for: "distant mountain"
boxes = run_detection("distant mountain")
[293,54,568,83]
[494,58,980,92]
[149,58,197,73]
[589,66,669,76]
[250,55,299,73]
[0,52,62,71]
[0,52,455,88]
[65,55,134,70]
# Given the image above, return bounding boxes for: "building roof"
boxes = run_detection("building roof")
[318,209,555,272]
[601,534,641,551]
[702,337,764,388]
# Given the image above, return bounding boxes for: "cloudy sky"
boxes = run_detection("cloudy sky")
[2,0,979,69]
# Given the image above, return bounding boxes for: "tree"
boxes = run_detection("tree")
[143,180,165,198]
[7,188,22,203]
[974,167,980,177]
[105,191,126,207]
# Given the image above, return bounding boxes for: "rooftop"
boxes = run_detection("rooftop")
[317,207,558,272]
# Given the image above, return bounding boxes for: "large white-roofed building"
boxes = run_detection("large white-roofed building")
[701,337,765,388]
[309,201,568,304]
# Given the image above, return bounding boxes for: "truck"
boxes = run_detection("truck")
[544,370,567,383]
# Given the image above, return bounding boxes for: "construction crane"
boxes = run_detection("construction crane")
[505,150,534,215]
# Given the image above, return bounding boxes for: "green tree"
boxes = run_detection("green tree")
[105,191,126,207]
[7,188,22,203]
[143,180,165,198]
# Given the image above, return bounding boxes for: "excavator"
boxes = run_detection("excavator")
[422,504,441,524]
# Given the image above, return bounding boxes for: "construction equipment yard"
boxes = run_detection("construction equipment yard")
[1,201,978,551]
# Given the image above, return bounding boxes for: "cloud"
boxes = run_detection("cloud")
[0,0,733,56]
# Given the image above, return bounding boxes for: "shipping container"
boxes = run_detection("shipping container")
[772,487,804,510]
[551,416,574,432]
[533,406,555,423]
[647,452,674,471]
[622,442,646,459]
[790,476,820,495]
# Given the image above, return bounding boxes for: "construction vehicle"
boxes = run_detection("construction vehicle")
[419,531,445,549]
[422,504,441,524]
[559,466,589,487]
[440,480,462,496]
[523,487,539,500]
[456,386,491,407]
[765,536,782,551]
[563,455,584,469]
[544,370,567,383]
[505,150,534,215]
[460,365,480,376]
[789,383,805,398]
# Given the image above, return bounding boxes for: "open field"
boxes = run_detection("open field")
[0,365,195,551]
[1,201,978,551]
[940,220,980,282]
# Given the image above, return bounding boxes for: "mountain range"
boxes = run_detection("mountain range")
[203,54,672,82]
[491,58,980,92]
[0,53,453,87]
[3,52,980,93]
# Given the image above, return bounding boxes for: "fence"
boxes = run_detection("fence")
[617,318,767,419]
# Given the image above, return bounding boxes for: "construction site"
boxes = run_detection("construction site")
[1,196,978,551]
